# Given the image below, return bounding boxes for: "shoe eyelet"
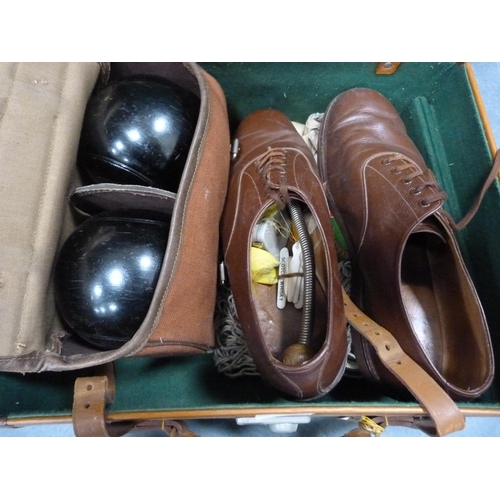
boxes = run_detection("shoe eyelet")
[382,158,393,165]
[419,199,431,207]
[410,187,422,196]
[401,177,413,185]
[391,167,402,175]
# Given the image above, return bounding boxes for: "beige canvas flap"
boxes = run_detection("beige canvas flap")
[0,62,101,358]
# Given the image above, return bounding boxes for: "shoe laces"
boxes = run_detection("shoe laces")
[383,150,500,231]
[255,148,290,210]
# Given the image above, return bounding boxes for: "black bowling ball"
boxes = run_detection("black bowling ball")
[54,211,170,350]
[77,75,200,193]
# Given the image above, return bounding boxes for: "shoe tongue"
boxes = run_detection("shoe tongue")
[411,217,447,243]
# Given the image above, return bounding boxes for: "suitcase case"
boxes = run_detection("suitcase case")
[1,62,499,437]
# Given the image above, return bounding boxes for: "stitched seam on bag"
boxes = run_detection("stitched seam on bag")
[74,189,175,214]
[77,189,171,198]
[75,189,174,202]
[143,341,211,348]
[0,62,19,130]
[15,62,70,352]
[150,69,211,333]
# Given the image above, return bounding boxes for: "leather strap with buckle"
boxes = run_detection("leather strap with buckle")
[342,288,465,437]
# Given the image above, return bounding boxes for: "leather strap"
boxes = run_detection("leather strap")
[72,295,464,437]
[72,363,134,437]
[448,149,500,230]
[133,420,198,437]
[342,288,465,437]
[375,62,401,75]
[371,415,452,436]
[343,426,372,437]
[72,363,197,437]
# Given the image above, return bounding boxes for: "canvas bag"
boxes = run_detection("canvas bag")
[0,62,230,372]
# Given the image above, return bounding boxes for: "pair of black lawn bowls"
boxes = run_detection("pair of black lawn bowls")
[54,75,200,349]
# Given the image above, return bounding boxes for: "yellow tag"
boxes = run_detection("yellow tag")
[359,416,385,437]
[260,204,279,221]
[250,246,279,285]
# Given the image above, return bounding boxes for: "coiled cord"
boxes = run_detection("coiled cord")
[282,199,315,365]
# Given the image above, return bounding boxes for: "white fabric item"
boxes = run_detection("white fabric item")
[292,112,324,160]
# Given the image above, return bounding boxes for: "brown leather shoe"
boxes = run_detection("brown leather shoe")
[221,109,348,400]
[318,88,495,399]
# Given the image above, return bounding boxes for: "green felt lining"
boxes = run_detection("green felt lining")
[2,62,500,420]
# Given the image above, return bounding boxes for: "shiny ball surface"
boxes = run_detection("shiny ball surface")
[77,75,200,193]
[54,211,170,350]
